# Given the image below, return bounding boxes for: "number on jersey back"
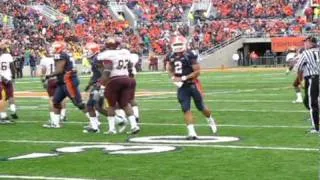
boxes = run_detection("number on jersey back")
[0,53,13,81]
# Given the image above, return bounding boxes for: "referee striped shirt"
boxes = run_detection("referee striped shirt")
[295,48,320,77]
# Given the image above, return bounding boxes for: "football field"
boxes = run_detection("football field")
[0,69,319,180]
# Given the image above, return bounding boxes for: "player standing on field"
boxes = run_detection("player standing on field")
[0,45,18,122]
[43,40,86,128]
[294,36,320,134]
[39,50,67,125]
[168,36,217,140]
[97,37,140,135]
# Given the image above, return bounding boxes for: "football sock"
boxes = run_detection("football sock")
[132,106,139,119]
[128,115,138,129]
[49,112,55,121]
[52,114,60,126]
[95,110,100,118]
[85,112,90,119]
[10,104,16,114]
[206,115,217,133]
[107,116,116,131]
[187,124,197,137]
[296,92,302,101]
[90,117,99,130]
[206,116,215,124]
[60,108,66,119]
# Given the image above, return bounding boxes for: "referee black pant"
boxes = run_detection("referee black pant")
[303,75,319,131]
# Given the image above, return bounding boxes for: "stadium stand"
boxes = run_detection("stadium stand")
[0,0,319,70]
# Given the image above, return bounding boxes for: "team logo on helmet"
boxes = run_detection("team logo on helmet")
[49,41,66,55]
[171,36,187,53]
[84,42,100,58]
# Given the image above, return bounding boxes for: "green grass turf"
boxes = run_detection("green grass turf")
[0,69,319,180]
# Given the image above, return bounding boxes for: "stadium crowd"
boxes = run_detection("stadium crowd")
[0,0,319,72]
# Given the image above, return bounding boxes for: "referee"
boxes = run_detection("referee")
[295,36,320,133]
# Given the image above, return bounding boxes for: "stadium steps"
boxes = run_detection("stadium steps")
[108,0,137,28]
[27,3,71,24]
[295,0,310,17]
[189,0,213,24]
[200,35,244,68]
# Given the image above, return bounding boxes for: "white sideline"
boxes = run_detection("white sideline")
[0,139,318,152]
[0,175,95,180]
[14,121,310,129]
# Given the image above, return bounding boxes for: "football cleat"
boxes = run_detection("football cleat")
[292,99,303,104]
[11,113,18,119]
[117,121,128,134]
[104,130,117,135]
[83,124,91,129]
[0,119,14,124]
[83,127,100,134]
[127,126,140,135]
[42,123,61,129]
[186,136,198,140]
[61,116,67,122]
[308,129,320,134]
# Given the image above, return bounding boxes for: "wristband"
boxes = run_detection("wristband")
[181,76,187,81]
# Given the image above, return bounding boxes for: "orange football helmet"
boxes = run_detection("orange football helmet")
[49,41,67,55]
[84,42,100,58]
[171,36,187,53]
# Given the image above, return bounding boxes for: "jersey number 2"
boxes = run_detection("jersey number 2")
[174,61,182,74]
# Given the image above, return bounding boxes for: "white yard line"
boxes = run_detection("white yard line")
[0,139,317,152]
[139,99,293,103]
[16,106,307,113]
[0,175,95,180]
[12,121,310,129]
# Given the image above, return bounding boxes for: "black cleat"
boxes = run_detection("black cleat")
[83,127,100,134]
[186,136,198,140]
[0,119,14,124]
[127,127,140,135]
[11,113,18,119]
[61,116,67,122]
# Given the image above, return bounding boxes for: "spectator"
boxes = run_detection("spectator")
[250,51,259,66]
[29,52,37,78]
[148,52,158,71]
[14,55,24,78]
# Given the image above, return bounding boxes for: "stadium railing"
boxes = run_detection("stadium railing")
[247,56,287,67]
[201,32,320,57]
[28,4,71,24]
